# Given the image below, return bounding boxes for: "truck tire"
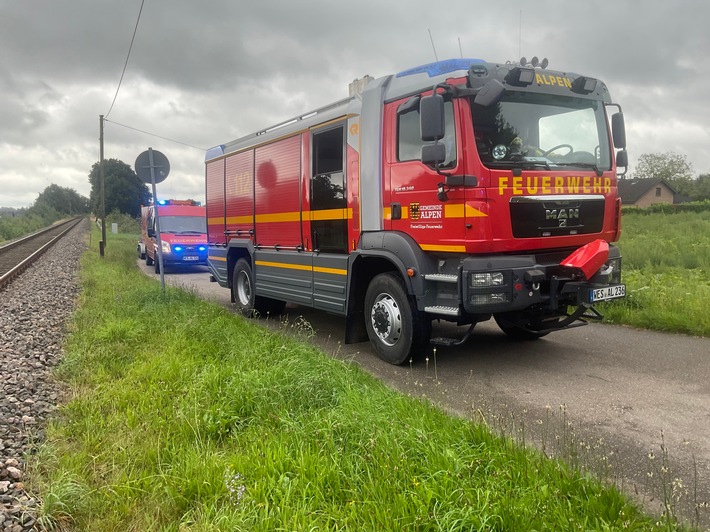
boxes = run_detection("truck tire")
[145,252,154,266]
[232,259,285,317]
[364,273,430,365]
[154,256,160,274]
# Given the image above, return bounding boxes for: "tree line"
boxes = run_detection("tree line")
[3,151,708,242]
[0,159,149,241]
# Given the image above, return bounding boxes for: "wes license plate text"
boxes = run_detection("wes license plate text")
[591,285,626,302]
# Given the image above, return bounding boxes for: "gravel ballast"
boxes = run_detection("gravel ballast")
[0,219,88,532]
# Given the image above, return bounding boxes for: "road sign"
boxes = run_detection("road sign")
[135,149,170,184]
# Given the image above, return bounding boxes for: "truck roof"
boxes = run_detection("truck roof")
[206,58,611,162]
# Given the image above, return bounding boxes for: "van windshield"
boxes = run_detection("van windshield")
[471,93,612,171]
[159,216,206,234]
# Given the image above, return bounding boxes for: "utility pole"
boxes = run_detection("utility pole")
[99,115,107,256]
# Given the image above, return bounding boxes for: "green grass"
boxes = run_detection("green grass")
[27,230,679,530]
[601,210,710,336]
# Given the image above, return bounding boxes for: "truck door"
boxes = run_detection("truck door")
[310,122,349,315]
[385,96,467,253]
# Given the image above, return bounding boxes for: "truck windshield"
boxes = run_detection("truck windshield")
[471,93,612,171]
[159,216,206,234]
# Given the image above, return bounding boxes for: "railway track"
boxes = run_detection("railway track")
[0,217,85,290]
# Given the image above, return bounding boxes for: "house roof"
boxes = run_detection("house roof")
[617,178,676,204]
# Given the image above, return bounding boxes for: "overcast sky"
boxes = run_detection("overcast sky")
[1,0,709,208]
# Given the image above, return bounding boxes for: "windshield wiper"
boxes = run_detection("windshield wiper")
[553,162,603,176]
[513,159,552,171]
[486,159,552,171]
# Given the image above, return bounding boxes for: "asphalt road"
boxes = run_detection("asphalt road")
[140,261,710,528]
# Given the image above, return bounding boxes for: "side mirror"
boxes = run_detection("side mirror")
[421,143,446,166]
[147,228,155,238]
[420,93,445,141]
[612,112,626,149]
[474,79,505,107]
[616,149,628,168]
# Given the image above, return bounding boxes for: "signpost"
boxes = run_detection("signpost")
[135,148,170,296]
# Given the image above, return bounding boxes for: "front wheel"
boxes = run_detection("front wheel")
[364,273,430,365]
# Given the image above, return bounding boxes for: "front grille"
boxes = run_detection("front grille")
[510,195,604,238]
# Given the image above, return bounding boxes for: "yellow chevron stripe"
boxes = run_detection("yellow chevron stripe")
[209,209,353,226]
[255,260,347,276]
[444,204,487,218]
[420,244,467,253]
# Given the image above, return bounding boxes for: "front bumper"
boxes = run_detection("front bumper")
[160,247,208,265]
[460,244,623,314]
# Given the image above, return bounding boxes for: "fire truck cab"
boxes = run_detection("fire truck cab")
[139,200,208,273]
[205,58,627,364]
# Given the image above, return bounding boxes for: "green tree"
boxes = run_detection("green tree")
[89,159,151,218]
[632,152,694,182]
[692,173,710,201]
[34,184,90,215]
[632,151,697,198]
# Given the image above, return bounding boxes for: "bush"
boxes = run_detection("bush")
[622,200,710,216]
[106,210,140,235]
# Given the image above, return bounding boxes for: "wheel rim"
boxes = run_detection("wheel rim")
[370,293,402,347]
[236,270,252,306]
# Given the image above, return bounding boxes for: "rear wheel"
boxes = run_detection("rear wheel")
[145,251,154,266]
[364,273,430,365]
[232,259,285,317]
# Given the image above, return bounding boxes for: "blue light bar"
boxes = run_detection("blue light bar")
[205,145,225,161]
[396,58,486,78]
[158,199,167,205]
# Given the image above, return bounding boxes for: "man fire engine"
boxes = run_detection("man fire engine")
[139,199,208,273]
[205,57,627,364]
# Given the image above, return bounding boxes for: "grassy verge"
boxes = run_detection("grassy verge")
[27,232,682,530]
[601,210,710,337]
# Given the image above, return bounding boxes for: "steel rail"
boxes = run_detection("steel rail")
[0,217,84,290]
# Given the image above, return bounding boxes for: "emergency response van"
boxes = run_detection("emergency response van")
[139,200,207,273]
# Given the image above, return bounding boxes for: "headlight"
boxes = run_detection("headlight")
[607,257,622,284]
[161,241,171,253]
[470,272,504,288]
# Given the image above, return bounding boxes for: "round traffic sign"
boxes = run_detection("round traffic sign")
[135,149,170,184]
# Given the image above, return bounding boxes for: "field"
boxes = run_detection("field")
[25,229,682,531]
[601,209,710,337]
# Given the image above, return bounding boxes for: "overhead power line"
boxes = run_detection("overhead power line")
[104,118,207,151]
[105,0,145,118]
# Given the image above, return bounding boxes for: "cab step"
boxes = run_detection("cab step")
[424,305,460,317]
[430,322,476,347]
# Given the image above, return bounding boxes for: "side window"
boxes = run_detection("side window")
[398,100,457,167]
[311,125,347,253]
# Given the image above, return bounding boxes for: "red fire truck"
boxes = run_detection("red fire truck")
[205,58,627,364]
[139,200,208,273]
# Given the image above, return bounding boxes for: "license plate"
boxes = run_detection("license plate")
[590,284,625,302]
[183,256,199,261]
